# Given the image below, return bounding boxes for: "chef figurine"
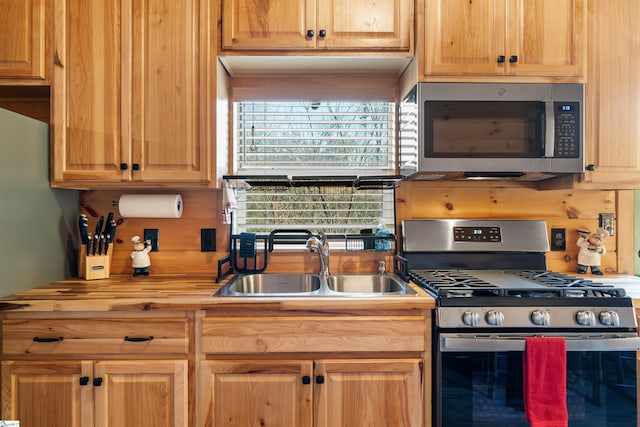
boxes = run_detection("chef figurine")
[576,227,610,275]
[130,235,152,276]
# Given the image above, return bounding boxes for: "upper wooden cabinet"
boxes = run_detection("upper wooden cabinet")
[50,0,222,188]
[579,0,640,188]
[421,0,585,79]
[0,0,48,81]
[221,0,413,52]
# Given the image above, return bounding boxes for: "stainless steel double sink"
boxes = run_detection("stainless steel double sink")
[216,273,417,297]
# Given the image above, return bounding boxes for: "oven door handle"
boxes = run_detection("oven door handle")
[441,335,640,352]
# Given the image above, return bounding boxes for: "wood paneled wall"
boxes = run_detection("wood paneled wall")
[396,182,629,274]
[78,185,632,278]
[79,190,229,276]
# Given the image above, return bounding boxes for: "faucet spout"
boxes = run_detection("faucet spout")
[306,232,330,277]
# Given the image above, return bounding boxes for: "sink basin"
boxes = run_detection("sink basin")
[327,274,417,295]
[217,273,322,296]
[216,273,417,297]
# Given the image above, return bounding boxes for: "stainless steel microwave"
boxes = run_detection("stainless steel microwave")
[399,83,584,181]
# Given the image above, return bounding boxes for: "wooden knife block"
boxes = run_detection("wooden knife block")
[79,245,113,280]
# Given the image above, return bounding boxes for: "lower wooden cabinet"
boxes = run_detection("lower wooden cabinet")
[199,358,422,427]
[1,314,190,427]
[2,359,188,427]
[198,312,429,426]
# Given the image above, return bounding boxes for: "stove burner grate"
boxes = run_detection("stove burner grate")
[408,269,627,299]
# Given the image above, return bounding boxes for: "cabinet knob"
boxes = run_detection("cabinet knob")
[302,375,311,385]
[319,29,326,38]
[316,375,325,384]
[120,163,128,170]
[586,164,595,171]
[132,163,140,171]
[93,377,103,387]
[306,29,314,38]
[509,55,518,63]
[497,55,506,63]
[79,376,90,386]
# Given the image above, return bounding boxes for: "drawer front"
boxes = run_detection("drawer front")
[2,318,189,355]
[201,316,426,354]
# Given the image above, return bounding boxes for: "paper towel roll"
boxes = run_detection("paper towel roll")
[118,194,183,218]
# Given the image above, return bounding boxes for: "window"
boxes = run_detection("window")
[231,101,397,236]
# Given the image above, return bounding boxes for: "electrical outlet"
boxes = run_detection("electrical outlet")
[201,228,216,252]
[143,228,159,252]
[550,228,566,251]
[598,213,615,236]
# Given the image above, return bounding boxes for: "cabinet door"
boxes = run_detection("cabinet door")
[198,360,314,427]
[94,360,188,427]
[51,0,128,184]
[508,0,585,76]
[315,359,423,427]
[581,0,640,187]
[1,360,93,427]
[424,0,506,75]
[0,0,46,79]
[129,0,210,183]
[221,0,316,50]
[317,0,412,51]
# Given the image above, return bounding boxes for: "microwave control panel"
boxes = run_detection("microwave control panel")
[554,102,580,158]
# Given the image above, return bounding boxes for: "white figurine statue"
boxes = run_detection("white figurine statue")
[130,235,152,276]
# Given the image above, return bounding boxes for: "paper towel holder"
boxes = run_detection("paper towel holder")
[112,194,183,218]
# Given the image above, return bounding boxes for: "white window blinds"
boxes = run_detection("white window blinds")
[232,101,397,236]
[235,101,396,175]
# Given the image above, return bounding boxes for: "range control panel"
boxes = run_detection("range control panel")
[453,226,502,242]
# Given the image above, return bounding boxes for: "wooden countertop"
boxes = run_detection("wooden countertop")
[0,275,436,313]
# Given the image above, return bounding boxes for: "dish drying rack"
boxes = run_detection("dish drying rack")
[216,228,396,282]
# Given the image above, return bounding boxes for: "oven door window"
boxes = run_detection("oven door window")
[439,351,637,426]
[424,101,544,158]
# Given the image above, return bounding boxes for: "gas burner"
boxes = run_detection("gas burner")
[513,270,608,288]
[410,270,497,288]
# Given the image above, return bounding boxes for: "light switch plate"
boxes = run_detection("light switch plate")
[598,213,615,236]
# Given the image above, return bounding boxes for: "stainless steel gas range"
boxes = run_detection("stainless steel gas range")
[399,219,640,427]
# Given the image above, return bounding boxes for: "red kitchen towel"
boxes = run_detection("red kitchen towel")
[523,337,568,427]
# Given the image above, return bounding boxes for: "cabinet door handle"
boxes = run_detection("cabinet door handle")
[319,29,326,38]
[302,375,311,385]
[132,163,140,171]
[315,375,325,384]
[124,336,154,342]
[306,29,314,38]
[33,336,64,343]
[93,377,103,387]
[509,55,518,63]
[497,55,506,63]
[586,164,595,171]
[79,376,90,386]
[120,163,128,170]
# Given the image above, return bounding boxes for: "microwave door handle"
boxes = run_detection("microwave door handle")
[441,335,640,352]
[544,100,555,157]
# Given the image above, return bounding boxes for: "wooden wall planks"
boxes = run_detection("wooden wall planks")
[396,183,622,274]
[79,185,630,277]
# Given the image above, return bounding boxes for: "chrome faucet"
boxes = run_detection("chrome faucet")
[306,232,330,277]
[378,260,386,275]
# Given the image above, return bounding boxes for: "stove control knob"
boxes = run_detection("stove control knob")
[575,310,596,326]
[599,311,620,327]
[485,310,505,326]
[462,311,481,327]
[530,309,550,326]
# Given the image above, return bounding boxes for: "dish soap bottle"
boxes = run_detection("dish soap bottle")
[374,218,391,251]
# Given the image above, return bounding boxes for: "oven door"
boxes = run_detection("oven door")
[436,332,640,427]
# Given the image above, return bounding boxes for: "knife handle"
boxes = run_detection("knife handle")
[86,235,92,257]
